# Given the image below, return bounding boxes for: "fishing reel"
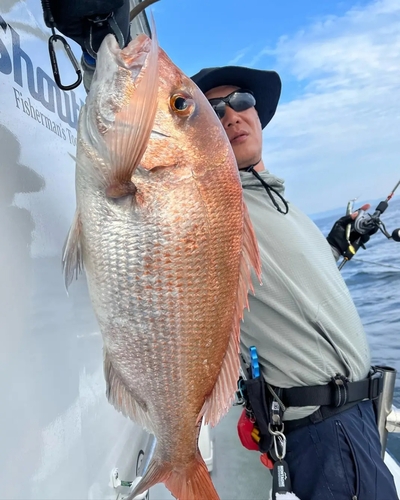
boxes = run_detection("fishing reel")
[338,180,400,270]
[354,201,400,242]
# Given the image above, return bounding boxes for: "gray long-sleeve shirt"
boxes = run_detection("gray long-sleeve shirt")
[239,170,371,420]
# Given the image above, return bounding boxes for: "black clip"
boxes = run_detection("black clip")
[331,373,349,407]
[84,12,125,59]
[271,398,283,428]
[48,30,83,91]
[234,377,246,406]
[369,369,383,400]
[267,385,285,430]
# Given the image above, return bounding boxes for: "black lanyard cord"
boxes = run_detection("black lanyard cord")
[243,164,289,215]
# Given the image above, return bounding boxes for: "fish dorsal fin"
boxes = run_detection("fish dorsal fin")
[199,202,261,426]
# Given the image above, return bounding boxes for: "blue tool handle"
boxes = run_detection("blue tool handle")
[249,346,260,379]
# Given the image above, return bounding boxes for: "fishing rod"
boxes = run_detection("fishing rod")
[338,179,400,270]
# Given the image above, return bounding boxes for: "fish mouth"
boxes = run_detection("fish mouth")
[106,33,153,77]
[90,33,156,134]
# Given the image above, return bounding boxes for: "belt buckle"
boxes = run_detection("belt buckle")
[369,369,383,400]
[331,373,349,407]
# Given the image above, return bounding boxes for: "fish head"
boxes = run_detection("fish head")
[78,31,158,195]
[140,47,236,176]
[77,27,238,210]
[85,32,157,139]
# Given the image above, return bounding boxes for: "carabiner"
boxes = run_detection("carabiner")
[272,431,287,461]
[48,31,82,91]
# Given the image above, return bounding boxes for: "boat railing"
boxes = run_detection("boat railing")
[387,405,400,434]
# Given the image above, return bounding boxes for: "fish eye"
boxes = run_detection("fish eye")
[170,94,195,116]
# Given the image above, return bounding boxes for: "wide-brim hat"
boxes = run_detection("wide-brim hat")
[191,66,282,129]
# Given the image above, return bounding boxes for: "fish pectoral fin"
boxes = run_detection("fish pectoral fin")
[104,25,159,199]
[104,350,154,433]
[199,202,262,427]
[62,211,84,291]
[127,452,219,500]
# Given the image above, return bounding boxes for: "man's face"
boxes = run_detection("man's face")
[205,85,263,170]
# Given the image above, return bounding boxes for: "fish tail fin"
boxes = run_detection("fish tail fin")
[128,451,219,500]
[126,458,171,500]
[164,453,219,500]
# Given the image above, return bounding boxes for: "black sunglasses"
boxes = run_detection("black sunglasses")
[208,89,256,119]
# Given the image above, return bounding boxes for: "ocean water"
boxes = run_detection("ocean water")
[313,197,400,461]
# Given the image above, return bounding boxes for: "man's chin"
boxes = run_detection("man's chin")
[235,155,259,171]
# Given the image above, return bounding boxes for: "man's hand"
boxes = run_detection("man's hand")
[327,203,377,261]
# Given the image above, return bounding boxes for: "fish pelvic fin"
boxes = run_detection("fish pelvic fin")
[62,211,83,291]
[104,350,154,433]
[104,27,159,198]
[199,202,262,427]
[127,451,219,500]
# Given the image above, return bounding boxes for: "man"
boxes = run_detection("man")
[190,66,398,499]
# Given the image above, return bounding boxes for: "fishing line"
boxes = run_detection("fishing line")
[352,258,400,271]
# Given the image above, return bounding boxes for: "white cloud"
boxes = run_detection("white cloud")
[260,0,400,213]
[228,47,252,66]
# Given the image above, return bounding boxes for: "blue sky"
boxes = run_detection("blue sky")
[2,0,399,216]
[152,0,400,214]
[153,0,371,78]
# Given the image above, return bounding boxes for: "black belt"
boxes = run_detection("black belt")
[268,370,384,435]
[268,369,383,410]
[283,400,360,434]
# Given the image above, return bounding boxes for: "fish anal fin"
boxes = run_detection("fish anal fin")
[127,451,219,500]
[62,211,84,291]
[104,350,154,433]
[200,202,261,427]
